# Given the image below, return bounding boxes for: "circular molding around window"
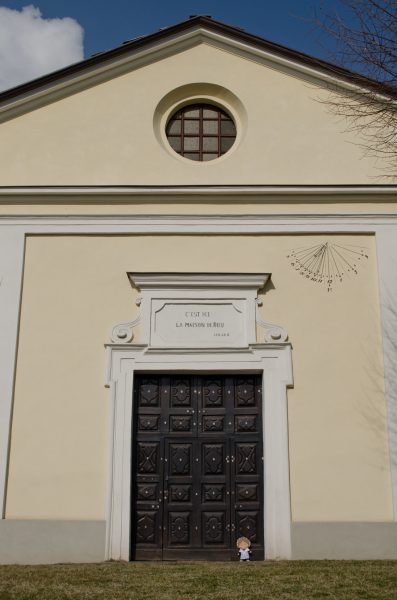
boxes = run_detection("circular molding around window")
[153,83,247,163]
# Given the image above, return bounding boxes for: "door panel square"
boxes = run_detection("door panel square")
[236,511,259,544]
[203,416,224,432]
[236,443,257,474]
[203,444,224,474]
[169,512,190,544]
[171,378,191,406]
[170,416,192,432]
[137,442,159,474]
[170,485,191,502]
[170,444,192,475]
[138,415,160,431]
[136,511,157,543]
[137,483,158,501]
[236,483,258,502]
[203,512,225,544]
[203,484,225,502]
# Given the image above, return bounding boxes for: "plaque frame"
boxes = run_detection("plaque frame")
[112,273,274,346]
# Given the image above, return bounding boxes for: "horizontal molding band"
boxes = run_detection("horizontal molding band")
[0,215,397,230]
[0,185,397,196]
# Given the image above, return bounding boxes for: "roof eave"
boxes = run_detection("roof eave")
[0,15,394,109]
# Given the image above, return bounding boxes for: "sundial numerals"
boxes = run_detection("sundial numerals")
[287,242,368,291]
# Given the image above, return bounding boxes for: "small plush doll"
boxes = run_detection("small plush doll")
[237,536,252,561]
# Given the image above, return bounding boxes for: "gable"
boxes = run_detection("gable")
[0,35,387,185]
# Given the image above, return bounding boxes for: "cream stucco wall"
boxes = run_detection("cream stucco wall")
[6,233,392,522]
[0,43,389,186]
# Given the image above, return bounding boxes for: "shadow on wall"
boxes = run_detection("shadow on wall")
[381,284,397,482]
[358,278,397,487]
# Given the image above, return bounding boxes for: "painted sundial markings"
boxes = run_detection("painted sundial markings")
[287,242,368,291]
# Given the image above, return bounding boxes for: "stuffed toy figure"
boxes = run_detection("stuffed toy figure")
[236,536,252,561]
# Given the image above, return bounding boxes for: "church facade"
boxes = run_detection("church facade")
[0,16,396,563]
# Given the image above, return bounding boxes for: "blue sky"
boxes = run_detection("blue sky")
[0,1,349,91]
[0,1,341,60]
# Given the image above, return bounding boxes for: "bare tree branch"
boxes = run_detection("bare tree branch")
[317,0,397,176]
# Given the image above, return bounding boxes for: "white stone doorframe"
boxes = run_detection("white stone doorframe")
[104,343,293,561]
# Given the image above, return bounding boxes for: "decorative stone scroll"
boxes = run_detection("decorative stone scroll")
[111,314,141,343]
[255,299,288,343]
[111,296,142,342]
[110,273,288,347]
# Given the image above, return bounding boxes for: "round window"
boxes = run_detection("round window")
[166,103,236,161]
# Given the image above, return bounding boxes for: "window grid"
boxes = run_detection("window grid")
[166,104,236,161]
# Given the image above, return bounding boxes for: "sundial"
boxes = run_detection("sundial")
[287,242,368,292]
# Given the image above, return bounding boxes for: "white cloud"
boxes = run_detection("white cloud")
[0,5,84,92]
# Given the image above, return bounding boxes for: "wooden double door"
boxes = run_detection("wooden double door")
[131,374,264,560]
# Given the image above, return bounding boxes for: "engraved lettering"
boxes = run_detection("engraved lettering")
[153,301,245,346]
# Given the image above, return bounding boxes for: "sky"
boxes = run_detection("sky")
[0,1,346,92]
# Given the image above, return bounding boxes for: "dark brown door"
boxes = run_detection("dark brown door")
[131,375,264,560]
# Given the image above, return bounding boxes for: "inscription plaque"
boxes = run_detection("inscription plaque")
[152,301,246,347]
[113,273,272,347]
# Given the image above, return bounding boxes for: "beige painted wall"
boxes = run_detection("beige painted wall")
[6,233,392,521]
[0,43,388,186]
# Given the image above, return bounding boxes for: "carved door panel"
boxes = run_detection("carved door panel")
[131,377,164,560]
[162,377,197,557]
[196,376,231,559]
[196,438,231,558]
[162,438,196,557]
[131,374,264,561]
[231,377,264,550]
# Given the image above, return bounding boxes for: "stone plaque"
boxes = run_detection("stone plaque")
[151,301,246,347]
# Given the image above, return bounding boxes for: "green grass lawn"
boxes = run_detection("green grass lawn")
[0,561,396,600]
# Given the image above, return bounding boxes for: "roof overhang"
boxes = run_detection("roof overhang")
[0,16,393,124]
